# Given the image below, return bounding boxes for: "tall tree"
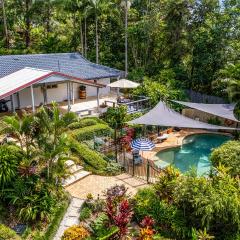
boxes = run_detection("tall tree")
[1,0,9,48]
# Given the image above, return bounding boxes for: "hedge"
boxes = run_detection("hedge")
[70,139,107,175]
[70,124,113,141]
[0,224,21,240]
[68,119,98,130]
[210,140,240,177]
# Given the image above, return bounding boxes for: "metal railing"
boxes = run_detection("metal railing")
[118,96,150,113]
[118,151,163,184]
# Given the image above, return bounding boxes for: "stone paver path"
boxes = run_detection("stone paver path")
[65,173,147,199]
[53,197,84,240]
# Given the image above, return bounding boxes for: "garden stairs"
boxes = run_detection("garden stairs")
[62,160,91,187]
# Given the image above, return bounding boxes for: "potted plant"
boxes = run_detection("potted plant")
[79,85,86,99]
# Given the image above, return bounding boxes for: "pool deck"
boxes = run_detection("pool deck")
[142,129,229,161]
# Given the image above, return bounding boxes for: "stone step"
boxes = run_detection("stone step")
[62,170,91,187]
[65,160,75,167]
[68,164,83,174]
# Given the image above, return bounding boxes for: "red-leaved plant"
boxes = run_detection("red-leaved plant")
[105,185,133,237]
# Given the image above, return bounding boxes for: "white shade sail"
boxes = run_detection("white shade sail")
[129,101,239,130]
[107,79,140,88]
[173,100,239,122]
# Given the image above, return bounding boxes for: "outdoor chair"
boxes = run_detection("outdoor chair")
[132,150,143,165]
[157,133,169,143]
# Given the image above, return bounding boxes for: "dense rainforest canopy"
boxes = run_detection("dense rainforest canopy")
[0,0,239,99]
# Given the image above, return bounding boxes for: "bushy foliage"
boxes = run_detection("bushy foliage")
[0,224,21,240]
[70,139,107,175]
[5,177,58,223]
[134,187,188,239]
[61,225,90,240]
[79,207,92,221]
[105,161,122,176]
[105,185,133,238]
[135,166,240,240]
[70,124,113,141]
[133,77,185,106]
[0,145,22,188]
[62,112,79,127]
[68,119,98,130]
[173,173,240,239]
[210,140,240,177]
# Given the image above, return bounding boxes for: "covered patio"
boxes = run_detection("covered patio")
[0,67,104,115]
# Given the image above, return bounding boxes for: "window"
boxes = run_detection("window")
[46,84,58,89]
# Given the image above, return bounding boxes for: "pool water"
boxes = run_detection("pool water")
[154,134,231,176]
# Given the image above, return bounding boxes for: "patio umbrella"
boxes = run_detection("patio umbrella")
[107,79,140,89]
[131,138,155,151]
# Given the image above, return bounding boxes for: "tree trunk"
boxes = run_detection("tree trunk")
[1,0,10,48]
[95,12,99,64]
[84,15,87,57]
[80,18,84,55]
[124,0,128,77]
[45,0,51,35]
[25,0,31,48]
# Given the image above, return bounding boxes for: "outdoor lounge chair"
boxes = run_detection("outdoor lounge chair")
[132,150,143,165]
[157,133,169,143]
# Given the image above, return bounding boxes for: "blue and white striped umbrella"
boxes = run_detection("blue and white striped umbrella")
[131,138,155,151]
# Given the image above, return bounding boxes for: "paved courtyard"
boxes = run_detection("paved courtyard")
[65,173,148,199]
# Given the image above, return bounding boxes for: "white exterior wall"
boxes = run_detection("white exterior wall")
[86,78,110,97]
[4,78,111,110]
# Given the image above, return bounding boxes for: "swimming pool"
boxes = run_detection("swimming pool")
[153,133,231,176]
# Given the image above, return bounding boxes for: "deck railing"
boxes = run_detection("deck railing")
[118,96,150,113]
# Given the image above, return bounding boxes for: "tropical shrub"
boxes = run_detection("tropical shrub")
[105,185,133,238]
[138,216,155,240]
[5,176,58,223]
[61,225,90,240]
[210,140,240,177]
[79,207,92,221]
[134,187,188,239]
[90,213,113,238]
[173,172,240,240]
[133,77,185,106]
[61,111,78,127]
[0,145,22,188]
[70,124,112,141]
[0,224,21,240]
[68,119,97,130]
[207,117,221,126]
[70,139,107,174]
[105,161,122,175]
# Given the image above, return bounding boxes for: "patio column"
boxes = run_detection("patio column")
[10,94,16,113]
[16,92,20,109]
[71,82,75,104]
[97,87,100,109]
[43,84,48,105]
[67,82,71,112]
[30,85,35,112]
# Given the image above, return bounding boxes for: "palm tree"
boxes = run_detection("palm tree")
[34,104,77,181]
[1,0,10,48]
[1,112,36,158]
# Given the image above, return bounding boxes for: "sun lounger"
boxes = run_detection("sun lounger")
[157,133,169,142]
